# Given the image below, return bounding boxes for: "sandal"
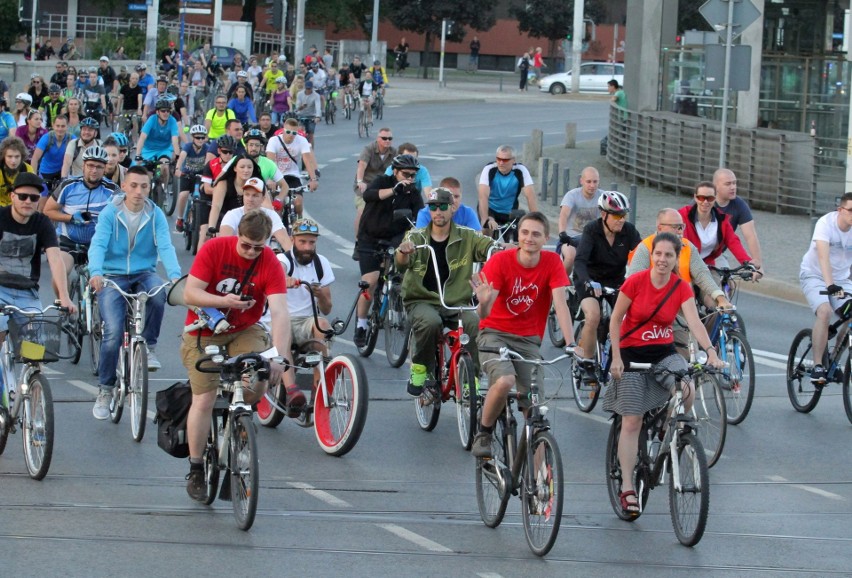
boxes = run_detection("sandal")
[619,490,640,517]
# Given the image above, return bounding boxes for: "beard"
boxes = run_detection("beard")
[293,245,315,265]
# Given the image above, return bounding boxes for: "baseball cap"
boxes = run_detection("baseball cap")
[291,218,320,236]
[305,81,313,89]
[100,55,109,62]
[12,172,45,192]
[242,177,265,195]
[426,188,453,205]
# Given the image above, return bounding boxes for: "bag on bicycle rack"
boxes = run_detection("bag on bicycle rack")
[155,381,193,458]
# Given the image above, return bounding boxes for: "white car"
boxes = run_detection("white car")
[539,63,625,94]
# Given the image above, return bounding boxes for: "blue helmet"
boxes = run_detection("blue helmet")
[109,132,129,148]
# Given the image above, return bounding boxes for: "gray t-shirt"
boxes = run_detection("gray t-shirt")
[121,204,144,250]
[560,187,601,237]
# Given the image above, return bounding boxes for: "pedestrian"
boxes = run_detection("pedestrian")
[468,36,481,73]
[532,47,546,83]
[518,53,530,91]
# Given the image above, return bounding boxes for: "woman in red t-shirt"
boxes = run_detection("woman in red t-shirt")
[603,232,722,518]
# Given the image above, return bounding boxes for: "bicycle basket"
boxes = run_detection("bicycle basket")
[7,317,63,362]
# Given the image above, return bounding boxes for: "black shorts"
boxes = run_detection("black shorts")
[356,239,397,276]
[284,174,303,192]
[555,234,581,257]
[179,175,200,192]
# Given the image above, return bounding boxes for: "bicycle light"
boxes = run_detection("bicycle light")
[459,333,469,345]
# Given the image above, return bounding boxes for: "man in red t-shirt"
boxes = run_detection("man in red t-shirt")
[471,212,574,458]
[180,209,300,502]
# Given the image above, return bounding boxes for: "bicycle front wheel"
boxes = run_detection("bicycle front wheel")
[67,281,83,364]
[691,371,726,468]
[164,178,178,216]
[202,430,220,506]
[843,350,852,425]
[110,350,126,424]
[315,354,369,456]
[571,321,600,413]
[357,110,366,138]
[720,330,755,424]
[89,297,102,376]
[668,432,710,547]
[546,305,565,348]
[22,373,54,480]
[476,416,511,527]
[356,305,380,358]
[521,430,563,557]
[455,353,478,451]
[129,342,148,442]
[786,328,822,412]
[230,413,259,531]
[383,282,409,368]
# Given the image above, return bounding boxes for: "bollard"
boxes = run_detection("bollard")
[530,129,543,166]
[565,122,576,149]
[628,184,638,224]
[499,76,503,92]
[559,168,570,206]
[550,161,559,205]
[538,158,551,201]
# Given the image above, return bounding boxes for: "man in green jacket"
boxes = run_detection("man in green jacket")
[396,187,499,397]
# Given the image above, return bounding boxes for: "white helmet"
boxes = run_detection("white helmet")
[597,190,630,215]
[16,93,33,105]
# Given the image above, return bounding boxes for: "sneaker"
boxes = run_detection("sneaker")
[285,384,306,418]
[407,363,428,397]
[92,388,111,420]
[354,327,367,348]
[147,350,162,371]
[811,364,827,385]
[175,218,184,233]
[185,468,207,502]
[471,431,493,459]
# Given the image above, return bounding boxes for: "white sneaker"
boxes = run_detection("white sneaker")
[147,350,162,371]
[93,388,111,420]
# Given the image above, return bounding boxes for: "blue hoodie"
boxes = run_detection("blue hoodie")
[88,194,181,279]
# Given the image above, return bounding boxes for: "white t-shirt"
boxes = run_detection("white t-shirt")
[695,218,718,260]
[801,211,852,281]
[266,134,311,176]
[276,250,335,317]
[220,207,285,242]
[559,187,601,236]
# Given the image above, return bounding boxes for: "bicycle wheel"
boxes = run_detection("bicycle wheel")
[668,432,710,547]
[414,384,441,431]
[164,178,178,216]
[89,297,102,376]
[375,95,384,120]
[151,182,164,210]
[455,353,478,450]
[358,110,366,138]
[691,372,726,468]
[256,383,286,428]
[65,281,83,364]
[110,349,126,423]
[329,101,336,124]
[22,373,54,480]
[571,322,600,413]
[192,201,204,255]
[475,416,511,527]
[356,303,380,358]
[184,202,194,251]
[129,341,148,442]
[314,353,369,456]
[721,330,755,425]
[546,305,565,348]
[786,328,822,412]
[843,350,852,425]
[384,282,409,367]
[605,416,649,521]
[230,413,259,531]
[0,407,9,456]
[521,430,563,557]
[202,425,220,505]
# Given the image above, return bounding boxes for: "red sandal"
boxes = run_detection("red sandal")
[619,490,640,517]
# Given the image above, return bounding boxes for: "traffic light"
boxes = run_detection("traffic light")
[445,19,455,36]
[566,26,573,42]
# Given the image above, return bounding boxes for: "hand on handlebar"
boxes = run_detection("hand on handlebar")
[704,347,725,370]
[585,280,602,298]
[90,275,104,292]
[397,240,415,256]
[59,295,77,314]
[827,284,846,298]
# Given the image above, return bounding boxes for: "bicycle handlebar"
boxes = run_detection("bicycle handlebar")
[194,351,272,376]
[101,278,172,299]
[709,263,756,282]
[413,243,492,313]
[479,345,574,367]
[0,303,70,317]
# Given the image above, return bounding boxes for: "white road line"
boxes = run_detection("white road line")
[439,139,461,144]
[766,475,845,501]
[68,379,157,421]
[287,482,352,507]
[304,210,354,250]
[478,574,505,578]
[557,404,611,425]
[753,348,788,361]
[40,366,61,375]
[376,523,453,552]
[753,356,788,370]
[326,157,348,163]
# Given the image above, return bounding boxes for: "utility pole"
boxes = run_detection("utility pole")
[571,0,584,93]
[146,0,161,64]
[370,0,380,63]
[295,0,306,65]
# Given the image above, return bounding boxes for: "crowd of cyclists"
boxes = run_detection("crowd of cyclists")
[3,43,851,548]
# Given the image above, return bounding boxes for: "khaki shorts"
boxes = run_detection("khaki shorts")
[354,193,365,210]
[477,328,543,408]
[181,324,271,394]
[291,315,318,348]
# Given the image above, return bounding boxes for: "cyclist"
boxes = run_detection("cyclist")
[604,232,722,516]
[266,117,319,218]
[353,154,424,347]
[30,114,73,205]
[477,145,537,241]
[197,134,238,242]
[141,75,169,120]
[135,98,180,188]
[367,59,388,98]
[269,77,290,126]
[227,69,255,102]
[356,73,376,126]
[203,94,236,139]
[81,67,107,126]
[174,124,209,233]
[557,166,602,276]
[0,138,35,208]
[713,168,764,271]
[227,84,257,126]
[136,63,156,97]
[799,193,852,384]
[574,191,641,367]
[205,154,262,247]
[350,56,367,83]
[0,98,16,142]
[470,212,574,458]
[204,118,246,162]
[261,59,283,95]
[396,187,499,397]
[61,117,101,177]
[98,56,117,126]
[219,177,291,251]
[117,72,143,138]
[87,165,182,419]
[293,81,321,147]
[258,111,277,140]
[182,209,296,502]
[39,84,66,129]
[353,127,396,258]
[101,136,126,188]
[382,142,431,196]
[415,176,481,231]
[109,131,131,169]
[243,129,286,193]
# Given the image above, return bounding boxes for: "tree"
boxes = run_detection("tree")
[510,0,607,60]
[0,0,24,52]
[385,0,497,78]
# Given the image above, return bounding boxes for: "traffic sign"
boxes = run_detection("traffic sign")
[699,0,760,41]
[128,3,147,10]
[704,44,752,90]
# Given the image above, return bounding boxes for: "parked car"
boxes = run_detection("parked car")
[539,62,625,94]
[185,46,249,70]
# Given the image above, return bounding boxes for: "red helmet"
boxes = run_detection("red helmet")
[168,41,175,48]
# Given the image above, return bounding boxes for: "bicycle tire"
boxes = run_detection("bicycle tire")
[720,330,755,425]
[89,298,102,376]
[546,305,565,348]
[22,373,54,480]
[475,416,511,527]
[256,383,286,428]
[110,349,126,424]
[358,110,366,138]
[383,282,409,368]
[571,321,600,413]
[843,350,852,425]
[786,328,822,412]
[67,281,83,364]
[414,383,441,431]
[521,430,564,557]
[164,177,178,216]
[129,341,148,442]
[202,421,220,505]
[314,353,369,456]
[605,416,651,521]
[0,407,9,456]
[329,101,336,124]
[455,353,478,451]
[230,413,259,531]
[668,432,710,547]
[184,201,194,251]
[356,300,380,358]
[691,371,727,468]
[192,201,204,255]
[375,95,384,120]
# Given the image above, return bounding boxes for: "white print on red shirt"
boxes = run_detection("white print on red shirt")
[506,276,539,315]
[641,325,673,341]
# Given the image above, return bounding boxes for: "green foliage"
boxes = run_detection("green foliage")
[307,0,372,34]
[511,0,607,42]
[92,27,147,61]
[0,0,24,52]
[385,0,496,42]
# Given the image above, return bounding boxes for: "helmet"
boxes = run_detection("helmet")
[88,66,98,74]
[155,98,172,110]
[244,128,266,145]
[275,76,286,84]
[166,84,179,96]
[597,191,630,215]
[109,132,129,147]
[391,154,420,171]
[16,93,33,105]
[48,83,61,93]
[237,70,248,78]
[373,59,381,65]
[168,41,175,48]
[138,62,147,70]
[82,145,108,164]
[157,75,168,83]
[189,124,208,136]
[216,135,238,151]
[80,117,99,128]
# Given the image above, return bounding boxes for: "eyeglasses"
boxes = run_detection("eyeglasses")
[33,81,41,85]
[15,192,40,202]
[695,195,716,203]
[219,150,233,155]
[496,157,514,163]
[379,136,393,141]
[428,203,450,211]
[295,222,319,233]
[193,136,207,140]
[284,129,299,135]
[239,240,266,252]
[606,212,626,221]
[400,171,417,178]
[660,223,685,231]
[119,148,128,153]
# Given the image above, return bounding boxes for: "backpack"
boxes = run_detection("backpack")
[154,381,193,458]
[285,249,324,281]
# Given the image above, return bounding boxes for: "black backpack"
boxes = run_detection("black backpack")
[155,381,193,458]
[284,249,324,281]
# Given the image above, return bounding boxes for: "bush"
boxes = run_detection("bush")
[91,27,148,61]
[0,0,25,52]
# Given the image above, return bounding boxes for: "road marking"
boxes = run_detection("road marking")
[766,475,845,501]
[326,157,348,163]
[439,139,460,144]
[304,210,354,250]
[478,574,505,578]
[287,482,352,507]
[40,366,61,375]
[68,379,157,421]
[752,356,788,370]
[753,348,788,361]
[377,523,453,552]
[557,404,611,425]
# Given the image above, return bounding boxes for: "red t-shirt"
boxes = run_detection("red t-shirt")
[185,236,287,335]
[479,248,569,338]
[619,269,694,349]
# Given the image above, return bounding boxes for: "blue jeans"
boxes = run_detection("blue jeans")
[0,285,41,333]
[97,272,166,389]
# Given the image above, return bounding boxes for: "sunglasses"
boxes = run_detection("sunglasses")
[15,192,40,202]
[661,223,685,231]
[239,240,266,252]
[695,195,716,203]
[606,212,626,221]
[496,157,513,163]
[284,129,299,135]
[400,171,417,178]
[119,148,128,153]
[295,222,319,233]
[219,149,233,155]
[428,203,450,211]
[193,136,207,140]
[379,136,393,141]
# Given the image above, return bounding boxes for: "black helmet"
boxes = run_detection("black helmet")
[244,128,266,145]
[155,98,172,111]
[48,83,61,93]
[217,135,238,151]
[166,84,179,96]
[391,154,419,171]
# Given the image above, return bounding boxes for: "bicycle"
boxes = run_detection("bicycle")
[257,281,369,456]
[342,88,355,120]
[357,98,372,138]
[475,345,570,557]
[680,336,728,468]
[546,285,580,348]
[372,89,385,120]
[101,279,171,442]
[275,173,309,235]
[568,283,618,413]
[193,349,271,530]
[324,90,337,125]
[62,243,103,374]
[485,209,525,244]
[409,243,482,450]
[708,264,755,336]
[605,362,711,547]
[787,292,852,424]
[139,157,176,216]
[0,304,78,480]
[348,91,360,122]
[181,174,202,255]
[355,241,410,368]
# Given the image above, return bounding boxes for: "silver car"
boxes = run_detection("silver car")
[539,62,625,94]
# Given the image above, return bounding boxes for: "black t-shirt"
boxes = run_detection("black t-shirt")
[119,84,143,112]
[359,174,424,243]
[99,66,116,91]
[351,63,367,81]
[422,237,449,294]
[0,207,59,287]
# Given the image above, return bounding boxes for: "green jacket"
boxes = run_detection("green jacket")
[399,222,499,307]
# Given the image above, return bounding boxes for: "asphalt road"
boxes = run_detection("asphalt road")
[1,100,850,577]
